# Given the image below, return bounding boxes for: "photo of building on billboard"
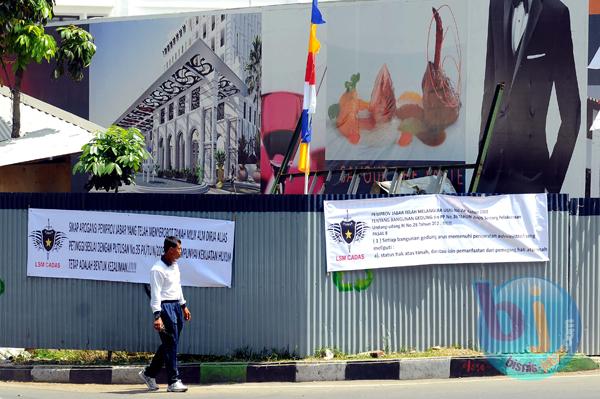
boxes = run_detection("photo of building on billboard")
[89,12,262,193]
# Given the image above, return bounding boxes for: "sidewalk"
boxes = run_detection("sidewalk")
[0,355,598,385]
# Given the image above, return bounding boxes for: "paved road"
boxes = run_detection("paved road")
[1,372,598,398]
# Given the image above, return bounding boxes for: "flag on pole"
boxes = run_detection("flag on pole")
[298,0,325,175]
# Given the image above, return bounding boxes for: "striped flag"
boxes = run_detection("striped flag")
[298,0,325,174]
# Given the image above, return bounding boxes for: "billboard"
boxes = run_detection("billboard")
[90,14,262,194]
[262,0,589,195]
[9,12,262,194]
[8,0,594,196]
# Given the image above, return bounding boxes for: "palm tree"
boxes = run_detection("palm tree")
[244,36,261,103]
[244,35,262,165]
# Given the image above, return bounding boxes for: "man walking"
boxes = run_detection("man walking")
[139,236,191,392]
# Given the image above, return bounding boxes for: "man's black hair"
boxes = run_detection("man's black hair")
[164,236,181,253]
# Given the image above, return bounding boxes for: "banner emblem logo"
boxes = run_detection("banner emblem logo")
[339,220,356,244]
[30,219,67,259]
[328,210,368,252]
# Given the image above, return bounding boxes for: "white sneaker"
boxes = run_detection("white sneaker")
[138,370,159,391]
[167,380,188,392]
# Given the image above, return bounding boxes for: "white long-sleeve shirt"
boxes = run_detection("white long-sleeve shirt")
[149,259,186,313]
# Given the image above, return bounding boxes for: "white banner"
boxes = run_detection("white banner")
[27,208,235,287]
[324,194,549,272]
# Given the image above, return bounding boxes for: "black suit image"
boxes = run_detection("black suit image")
[479,0,580,193]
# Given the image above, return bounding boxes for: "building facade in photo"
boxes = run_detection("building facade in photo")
[115,12,261,186]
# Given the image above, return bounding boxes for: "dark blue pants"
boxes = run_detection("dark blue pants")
[145,301,184,384]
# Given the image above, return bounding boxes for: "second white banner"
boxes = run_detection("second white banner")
[324,194,549,272]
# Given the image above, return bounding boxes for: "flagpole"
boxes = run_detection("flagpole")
[304,145,310,194]
[297,0,324,195]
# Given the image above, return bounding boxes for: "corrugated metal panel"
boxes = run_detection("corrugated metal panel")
[305,206,570,354]
[0,193,311,213]
[0,193,596,356]
[0,206,309,355]
[570,199,600,355]
[0,115,10,142]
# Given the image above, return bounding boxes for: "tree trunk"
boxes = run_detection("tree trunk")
[11,69,23,139]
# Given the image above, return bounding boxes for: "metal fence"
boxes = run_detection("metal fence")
[0,194,598,356]
[304,195,573,354]
[570,198,600,355]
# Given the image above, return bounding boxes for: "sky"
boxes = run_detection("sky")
[89,15,186,127]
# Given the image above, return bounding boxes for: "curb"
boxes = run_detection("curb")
[0,356,595,385]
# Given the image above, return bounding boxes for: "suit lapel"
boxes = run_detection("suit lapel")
[510,0,543,88]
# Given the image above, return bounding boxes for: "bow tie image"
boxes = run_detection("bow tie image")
[512,0,530,12]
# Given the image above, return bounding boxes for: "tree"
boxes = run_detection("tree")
[253,134,260,163]
[244,36,261,103]
[215,149,226,170]
[0,0,96,138]
[238,134,249,164]
[245,36,262,169]
[73,125,151,193]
